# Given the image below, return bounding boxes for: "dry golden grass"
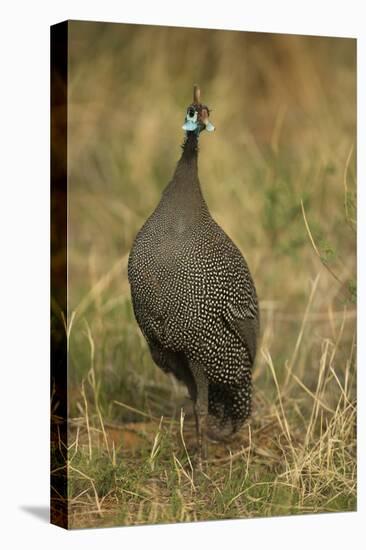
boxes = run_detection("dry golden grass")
[51,21,356,528]
[55,308,356,527]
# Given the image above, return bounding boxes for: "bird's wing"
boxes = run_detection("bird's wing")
[223,302,259,364]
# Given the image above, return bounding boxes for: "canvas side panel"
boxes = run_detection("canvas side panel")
[50,20,68,530]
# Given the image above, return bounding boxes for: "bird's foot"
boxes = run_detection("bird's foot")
[191,437,208,472]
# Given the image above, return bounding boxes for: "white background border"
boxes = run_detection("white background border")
[0,1,364,548]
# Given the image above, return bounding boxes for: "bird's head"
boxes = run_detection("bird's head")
[182,85,215,135]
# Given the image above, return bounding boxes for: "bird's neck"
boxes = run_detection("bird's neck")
[180,131,199,166]
[166,132,202,198]
[158,132,208,230]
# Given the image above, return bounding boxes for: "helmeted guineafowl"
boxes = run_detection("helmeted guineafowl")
[128,85,259,463]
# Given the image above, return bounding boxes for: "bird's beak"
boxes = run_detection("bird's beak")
[182,108,215,133]
[182,107,198,131]
[182,84,215,133]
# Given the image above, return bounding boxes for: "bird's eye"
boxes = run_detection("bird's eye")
[188,107,196,118]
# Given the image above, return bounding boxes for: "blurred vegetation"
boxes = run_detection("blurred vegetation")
[56,21,356,527]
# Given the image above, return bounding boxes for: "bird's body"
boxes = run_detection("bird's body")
[128,89,259,456]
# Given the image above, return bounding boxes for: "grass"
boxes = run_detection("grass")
[55,307,356,527]
[51,22,356,528]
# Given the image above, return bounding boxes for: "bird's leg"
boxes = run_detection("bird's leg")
[191,366,208,468]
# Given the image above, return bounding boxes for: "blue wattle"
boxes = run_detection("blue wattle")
[182,120,198,131]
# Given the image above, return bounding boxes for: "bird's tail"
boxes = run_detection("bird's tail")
[207,378,252,441]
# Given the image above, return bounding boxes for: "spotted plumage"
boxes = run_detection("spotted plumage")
[128,88,259,455]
